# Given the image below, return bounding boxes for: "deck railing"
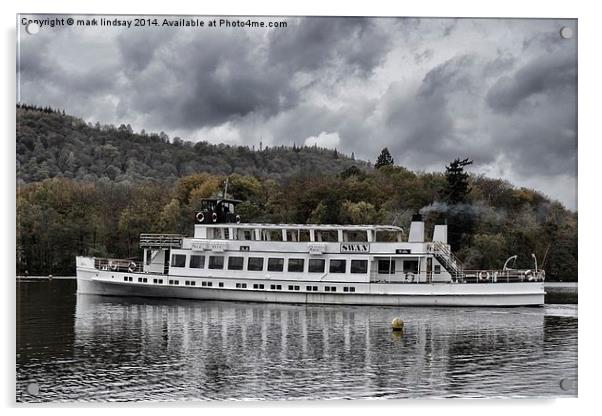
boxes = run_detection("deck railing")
[462,269,545,283]
[139,234,183,249]
[94,257,143,273]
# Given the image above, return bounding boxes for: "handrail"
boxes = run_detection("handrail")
[94,257,143,273]
[139,233,183,248]
[463,269,545,283]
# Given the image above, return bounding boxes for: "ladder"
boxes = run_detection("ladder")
[430,241,465,281]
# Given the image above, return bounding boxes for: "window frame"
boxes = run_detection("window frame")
[189,255,205,269]
[247,257,264,271]
[287,258,305,273]
[350,259,368,274]
[267,257,285,272]
[329,259,347,273]
[227,256,244,271]
[208,256,225,270]
[171,254,186,268]
[308,258,326,273]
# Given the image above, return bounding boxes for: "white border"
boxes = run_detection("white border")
[3,0,598,414]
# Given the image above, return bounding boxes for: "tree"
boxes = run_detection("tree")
[440,158,475,251]
[443,158,473,204]
[375,148,394,169]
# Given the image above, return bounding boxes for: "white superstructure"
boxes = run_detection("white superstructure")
[76,199,545,306]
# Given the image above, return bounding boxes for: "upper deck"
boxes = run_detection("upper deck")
[193,223,405,243]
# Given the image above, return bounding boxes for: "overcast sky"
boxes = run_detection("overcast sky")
[17,15,577,209]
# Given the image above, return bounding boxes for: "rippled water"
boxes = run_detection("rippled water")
[16,279,577,402]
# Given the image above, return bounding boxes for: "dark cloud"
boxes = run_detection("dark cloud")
[268,17,392,76]
[486,51,576,114]
[16,16,577,208]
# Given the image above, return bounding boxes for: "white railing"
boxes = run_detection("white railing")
[139,234,183,248]
[94,257,143,273]
[463,269,545,283]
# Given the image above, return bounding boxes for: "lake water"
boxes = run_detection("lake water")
[16,279,578,402]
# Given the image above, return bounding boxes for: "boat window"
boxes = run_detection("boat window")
[228,256,244,270]
[329,259,347,273]
[268,258,284,272]
[286,230,298,242]
[262,229,283,241]
[308,259,325,273]
[434,265,441,274]
[208,256,224,269]
[378,259,395,274]
[403,260,419,273]
[350,260,368,274]
[346,231,368,242]
[375,231,400,242]
[316,230,338,242]
[247,257,264,271]
[171,254,186,268]
[190,255,205,269]
[241,230,255,241]
[298,230,311,242]
[288,258,305,272]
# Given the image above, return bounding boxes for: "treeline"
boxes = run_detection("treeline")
[17,105,367,184]
[17,168,577,280]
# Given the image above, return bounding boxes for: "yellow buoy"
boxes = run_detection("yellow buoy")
[391,317,404,331]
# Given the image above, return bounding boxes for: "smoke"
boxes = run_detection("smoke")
[420,201,509,225]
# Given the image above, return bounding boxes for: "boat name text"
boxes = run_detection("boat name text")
[340,243,370,253]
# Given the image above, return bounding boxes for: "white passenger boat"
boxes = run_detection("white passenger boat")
[76,199,545,306]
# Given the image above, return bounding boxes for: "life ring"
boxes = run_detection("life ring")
[540,270,546,281]
[212,212,218,222]
[109,261,117,271]
[236,214,241,224]
[128,262,137,273]
[406,273,415,282]
[196,212,205,223]
[525,270,536,282]
[479,271,490,281]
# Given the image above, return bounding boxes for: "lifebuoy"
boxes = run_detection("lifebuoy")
[212,212,218,222]
[406,273,415,282]
[479,271,490,281]
[128,262,136,273]
[236,214,241,224]
[540,270,546,281]
[196,212,205,223]
[109,261,117,271]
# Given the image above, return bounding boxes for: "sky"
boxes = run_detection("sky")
[17,15,577,209]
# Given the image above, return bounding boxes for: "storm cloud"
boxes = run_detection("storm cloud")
[17,16,577,209]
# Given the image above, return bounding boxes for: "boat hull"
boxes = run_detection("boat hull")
[76,265,545,307]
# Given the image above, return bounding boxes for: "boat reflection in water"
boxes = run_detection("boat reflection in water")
[69,294,577,400]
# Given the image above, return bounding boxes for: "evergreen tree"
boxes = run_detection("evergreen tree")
[443,158,473,204]
[375,147,394,169]
[441,158,474,251]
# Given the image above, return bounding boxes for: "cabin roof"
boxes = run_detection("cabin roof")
[195,223,404,232]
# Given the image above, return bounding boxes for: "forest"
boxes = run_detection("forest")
[16,105,578,280]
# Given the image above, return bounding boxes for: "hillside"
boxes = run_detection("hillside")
[15,105,577,281]
[16,105,368,184]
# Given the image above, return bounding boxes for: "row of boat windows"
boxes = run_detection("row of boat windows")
[124,275,356,292]
[170,254,422,275]
[170,254,369,274]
